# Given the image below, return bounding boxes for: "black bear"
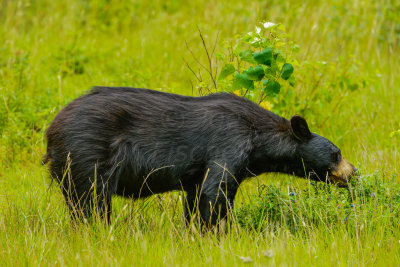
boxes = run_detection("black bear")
[43,87,357,225]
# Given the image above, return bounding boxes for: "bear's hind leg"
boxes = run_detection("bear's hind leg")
[60,170,115,223]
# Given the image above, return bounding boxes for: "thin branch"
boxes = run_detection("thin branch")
[185,40,209,74]
[258,92,265,104]
[211,31,220,81]
[189,79,194,95]
[197,27,218,90]
[183,57,201,82]
[211,31,220,59]
[243,88,249,98]
[229,43,234,62]
[184,28,221,95]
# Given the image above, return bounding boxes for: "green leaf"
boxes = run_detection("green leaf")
[253,47,272,66]
[244,65,265,81]
[239,49,256,63]
[274,50,285,63]
[262,80,281,96]
[218,63,235,80]
[234,73,254,90]
[265,61,279,76]
[281,63,294,80]
[242,34,253,43]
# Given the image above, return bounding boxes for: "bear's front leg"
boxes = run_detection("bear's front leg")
[197,164,240,227]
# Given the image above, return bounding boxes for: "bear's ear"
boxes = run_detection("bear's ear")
[290,115,312,142]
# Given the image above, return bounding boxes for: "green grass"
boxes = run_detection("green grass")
[0,0,399,265]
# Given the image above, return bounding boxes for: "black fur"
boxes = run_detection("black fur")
[44,87,351,225]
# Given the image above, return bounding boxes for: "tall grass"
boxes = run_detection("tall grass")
[0,0,399,265]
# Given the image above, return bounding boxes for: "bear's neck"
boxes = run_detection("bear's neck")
[247,118,302,177]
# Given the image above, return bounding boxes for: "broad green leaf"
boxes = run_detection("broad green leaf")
[252,47,272,66]
[244,65,264,81]
[262,80,281,96]
[218,63,235,80]
[281,63,294,80]
[239,49,256,63]
[234,73,254,90]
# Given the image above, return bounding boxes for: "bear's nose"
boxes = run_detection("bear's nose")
[348,165,359,182]
[349,164,358,176]
[352,166,358,174]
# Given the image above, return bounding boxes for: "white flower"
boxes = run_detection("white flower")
[255,26,261,34]
[263,22,276,29]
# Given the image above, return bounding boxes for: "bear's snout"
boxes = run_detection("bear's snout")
[329,158,357,187]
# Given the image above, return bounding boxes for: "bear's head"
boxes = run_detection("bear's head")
[290,115,357,187]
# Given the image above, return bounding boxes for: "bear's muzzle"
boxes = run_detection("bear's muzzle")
[329,158,358,187]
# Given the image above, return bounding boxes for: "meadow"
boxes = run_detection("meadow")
[0,0,399,265]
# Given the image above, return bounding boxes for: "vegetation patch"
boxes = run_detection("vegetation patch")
[236,173,400,234]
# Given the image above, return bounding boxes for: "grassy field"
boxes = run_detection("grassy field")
[1,0,399,266]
